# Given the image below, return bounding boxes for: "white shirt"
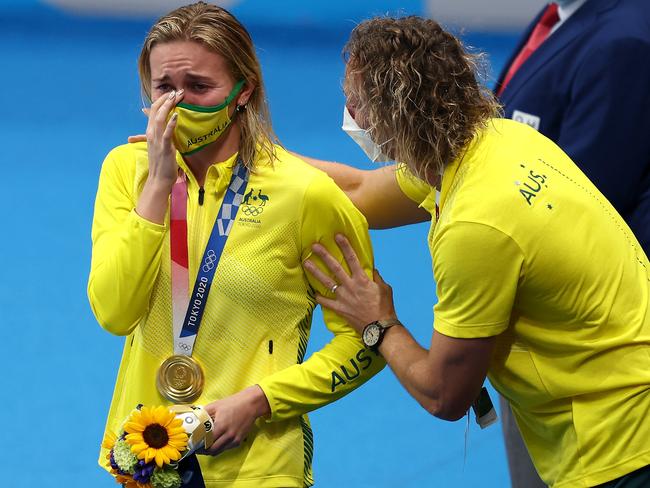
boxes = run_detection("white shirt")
[551,0,589,34]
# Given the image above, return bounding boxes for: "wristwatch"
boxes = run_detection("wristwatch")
[362,319,402,350]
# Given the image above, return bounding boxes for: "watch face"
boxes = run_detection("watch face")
[363,323,381,347]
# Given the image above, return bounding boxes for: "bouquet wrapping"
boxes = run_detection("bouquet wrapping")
[102,404,214,488]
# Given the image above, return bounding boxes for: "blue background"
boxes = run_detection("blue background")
[0,1,519,486]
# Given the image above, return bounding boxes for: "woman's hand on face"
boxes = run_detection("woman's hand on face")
[199,385,270,457]
[145,89,184,189]
[304,234,397,333]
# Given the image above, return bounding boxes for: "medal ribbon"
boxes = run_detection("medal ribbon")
[170,161,249,356]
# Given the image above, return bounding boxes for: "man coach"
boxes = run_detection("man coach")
[495,1,650,484]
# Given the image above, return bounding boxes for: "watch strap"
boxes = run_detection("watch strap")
[376,318,402,330]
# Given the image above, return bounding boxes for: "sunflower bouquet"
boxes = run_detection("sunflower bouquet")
[102,405,214,488]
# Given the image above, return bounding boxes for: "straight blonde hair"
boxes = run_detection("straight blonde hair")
[138,1,277,168]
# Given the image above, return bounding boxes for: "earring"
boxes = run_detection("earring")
[236,104,247,113]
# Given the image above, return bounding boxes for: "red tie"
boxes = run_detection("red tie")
[497,3,559,96]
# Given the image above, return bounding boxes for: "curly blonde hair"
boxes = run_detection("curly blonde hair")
[343,16,500,182]
[138,1,277,168]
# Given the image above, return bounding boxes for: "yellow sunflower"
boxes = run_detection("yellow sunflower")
[124,406,188,468]
[102,430,118,451]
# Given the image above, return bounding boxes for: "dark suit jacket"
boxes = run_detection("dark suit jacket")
[495,0,650,254]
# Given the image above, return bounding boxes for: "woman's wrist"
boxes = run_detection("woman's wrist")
[136,178,174,224]
[144,175,175,195]
[247,385,271,418]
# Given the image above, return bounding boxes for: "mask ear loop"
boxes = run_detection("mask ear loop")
[140,90,153,116]
[232,104,246,127]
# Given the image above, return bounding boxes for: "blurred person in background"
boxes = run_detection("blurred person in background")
[495,0,650,484]
[300,15,650,488]
[88,2,384,487]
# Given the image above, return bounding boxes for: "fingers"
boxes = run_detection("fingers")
[163,113,178,143]
[315,294,345,315]
[335,234,365,277]
[147,88,175,118]
[303,259,338,292]
[200,416,228,455]
[202,423,247,457]
[315,294,363,333]
[127,134,147,144]
[154,90,184,126]
[147,89,184,138]
[204,435,238,456]
[200,397,255,458]
[310,242,353,287]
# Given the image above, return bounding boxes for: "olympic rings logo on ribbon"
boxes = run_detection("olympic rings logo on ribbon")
[241,205,264,217]
[202,249,218,272]
[176,342,192,352]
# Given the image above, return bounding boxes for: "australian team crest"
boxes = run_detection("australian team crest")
[238,187,270,227]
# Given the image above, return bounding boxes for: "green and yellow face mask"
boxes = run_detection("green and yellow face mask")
[169,80,245,156]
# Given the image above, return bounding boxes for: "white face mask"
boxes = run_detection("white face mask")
[341,106,392,163]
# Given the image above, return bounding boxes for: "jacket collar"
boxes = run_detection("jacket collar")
[496,0,619,103]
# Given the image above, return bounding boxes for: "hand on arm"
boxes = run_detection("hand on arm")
[256,176,385,421]
[305,234,495,420]
[304,234,397,331]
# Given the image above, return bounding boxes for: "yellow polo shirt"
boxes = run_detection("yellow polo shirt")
[396,119,650,487]
[89,142,385,487]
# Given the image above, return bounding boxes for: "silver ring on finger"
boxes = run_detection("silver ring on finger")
[330,284,339,294]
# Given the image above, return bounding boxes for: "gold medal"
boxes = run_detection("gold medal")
[156,355,204,404]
